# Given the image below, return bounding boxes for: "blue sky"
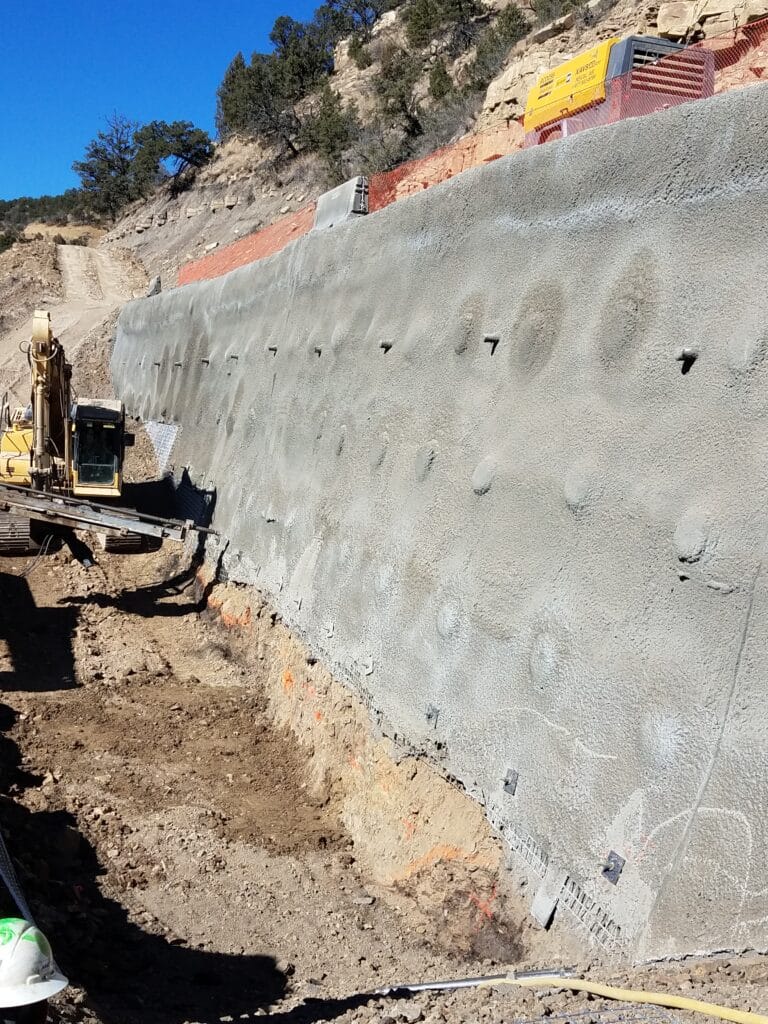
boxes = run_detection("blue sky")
[0,0,319,200]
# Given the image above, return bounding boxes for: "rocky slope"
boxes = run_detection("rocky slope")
[98,0,632,279]
[100,0,768,284]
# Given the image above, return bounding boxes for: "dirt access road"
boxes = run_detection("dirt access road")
[0,244,143,407]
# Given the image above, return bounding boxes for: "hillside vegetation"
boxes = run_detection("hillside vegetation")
[215,0,533,181]
[3,0,540,235]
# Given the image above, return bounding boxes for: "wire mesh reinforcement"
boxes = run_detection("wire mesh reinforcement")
[144,420,180,474]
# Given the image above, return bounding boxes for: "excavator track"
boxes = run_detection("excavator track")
[0,512,36,554]
[96,531,145,553]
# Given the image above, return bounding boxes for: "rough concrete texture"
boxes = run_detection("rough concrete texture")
[113,84,768,961]
[177,127,527,287]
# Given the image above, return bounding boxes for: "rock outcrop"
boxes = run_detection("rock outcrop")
[657,0,768,37]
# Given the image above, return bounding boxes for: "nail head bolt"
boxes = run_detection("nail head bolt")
[601,850,625,885]
[503,769,519,796]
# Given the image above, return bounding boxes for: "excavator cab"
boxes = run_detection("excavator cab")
[71,400,131,498]
[0,312,205,559]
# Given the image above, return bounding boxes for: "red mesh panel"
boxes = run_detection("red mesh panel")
[368,123,525,212]
[177,15,768,285]
[524,15,768,145]
[178,205,317,286]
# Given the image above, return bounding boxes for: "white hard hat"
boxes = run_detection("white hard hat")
[0,919,68,1008]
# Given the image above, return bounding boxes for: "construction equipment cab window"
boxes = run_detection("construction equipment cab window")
[72,401,124,496]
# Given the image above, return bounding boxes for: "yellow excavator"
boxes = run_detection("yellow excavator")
[0,310,131,494]
[0,310,136,554]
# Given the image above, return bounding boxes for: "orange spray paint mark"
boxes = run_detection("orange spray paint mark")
[468,883,497,924]
[402,816,418,841]
[220,606,252,628]
[282,669,295,692]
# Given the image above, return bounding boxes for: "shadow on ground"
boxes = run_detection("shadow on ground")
[0,572,77,691]
[0,700,287,1024]
[57,542,220,619]
[58,470,220,619]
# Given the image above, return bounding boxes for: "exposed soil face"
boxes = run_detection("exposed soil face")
[1,543,767,1024]
[0,239,62,336]
[0,545,530,1024]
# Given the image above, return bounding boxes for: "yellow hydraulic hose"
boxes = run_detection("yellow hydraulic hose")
[500,974,768,1024]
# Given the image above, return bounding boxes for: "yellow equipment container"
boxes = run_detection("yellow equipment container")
[524,38,619,133]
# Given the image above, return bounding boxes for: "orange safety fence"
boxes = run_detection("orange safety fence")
[367,121,525,212]
[177,14,768,287]
[523,14,768,145]
[178,205,316,286]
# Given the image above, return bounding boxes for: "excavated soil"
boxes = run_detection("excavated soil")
[0,544,534,1024]
[0,239,62,335]
[0,239,766,1024]
[0,542,767,1024]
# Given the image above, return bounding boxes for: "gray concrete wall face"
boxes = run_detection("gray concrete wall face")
[113,85,768,960]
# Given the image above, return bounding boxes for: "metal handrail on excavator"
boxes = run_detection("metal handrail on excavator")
[0,480,216,544]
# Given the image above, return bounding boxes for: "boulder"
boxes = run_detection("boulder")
[657,0,698,35]
[478,47,571,128]
[530,9,576,42]
[659,0,768,37]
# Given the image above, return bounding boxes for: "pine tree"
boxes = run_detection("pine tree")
[348,33,373,68]
[216,52,251,137]
[300,84,361,181]
[467,4,528,90]
[373,45,423,136]
[72,113,140,219]
[405,0,442,47]
[132,121,213,193]
[245,53,302,155]
[429,57,452,99]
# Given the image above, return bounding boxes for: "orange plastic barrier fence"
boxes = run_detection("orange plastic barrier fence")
[522,15,768,145]
[178,205,316,285]
[177,14,768,287]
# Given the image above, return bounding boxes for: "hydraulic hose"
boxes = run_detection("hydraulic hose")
[497,974,768,1024]
[378,971,768,1024]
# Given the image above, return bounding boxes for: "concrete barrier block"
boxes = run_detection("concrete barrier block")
[314,176,369,231]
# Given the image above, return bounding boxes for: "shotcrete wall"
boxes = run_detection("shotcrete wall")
[113,84,768,960]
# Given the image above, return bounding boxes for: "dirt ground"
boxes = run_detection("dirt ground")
[0,236,766,1024]
[0,538,765,1024]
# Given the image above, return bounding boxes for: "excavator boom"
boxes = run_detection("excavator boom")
[0,311,212,555]
[0,481,212,545]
